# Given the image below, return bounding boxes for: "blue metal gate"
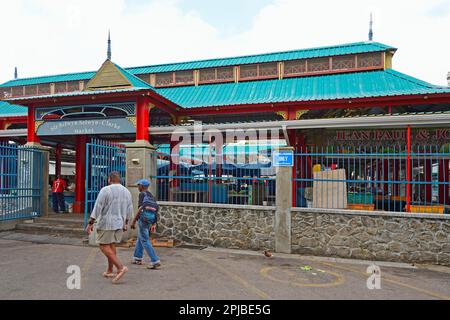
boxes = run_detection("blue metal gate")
[0,142,45,221]
[84,139,126,226]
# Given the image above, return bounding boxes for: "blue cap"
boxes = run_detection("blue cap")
[136,179,150,187]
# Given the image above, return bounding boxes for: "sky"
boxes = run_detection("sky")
[0,0,449,85]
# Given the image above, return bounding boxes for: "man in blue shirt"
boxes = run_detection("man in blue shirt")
[131,179,161,269]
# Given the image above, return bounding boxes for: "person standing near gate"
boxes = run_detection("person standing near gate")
[52,175,67,213]
[85,171,133,284]
[131,179,161,269]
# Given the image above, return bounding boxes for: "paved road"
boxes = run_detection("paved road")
[0,238,449,300]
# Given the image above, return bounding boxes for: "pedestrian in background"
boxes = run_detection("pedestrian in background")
[52,175,67,213]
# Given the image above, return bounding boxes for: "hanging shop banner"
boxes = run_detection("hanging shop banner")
[321,128,450,148]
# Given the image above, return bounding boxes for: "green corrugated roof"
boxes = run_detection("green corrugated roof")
[0,101,27,116]
[111,62,154,89]
[2,68,448,118]
[156,69,450,109]
[0,41,395,88]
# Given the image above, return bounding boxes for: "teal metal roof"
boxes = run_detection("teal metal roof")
[156,69,450,109]
[0,101,27,117]
[111,62,154,89]
[0,42,395,88]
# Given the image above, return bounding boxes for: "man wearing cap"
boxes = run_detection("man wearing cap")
[131,179,161,269]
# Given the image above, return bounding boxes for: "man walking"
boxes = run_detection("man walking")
[86,172,133,284]
[52,175,66,213]
[131,179,161,269]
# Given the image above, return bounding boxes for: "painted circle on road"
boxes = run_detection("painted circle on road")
[260,265,345,288]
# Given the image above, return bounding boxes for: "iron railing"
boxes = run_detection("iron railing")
[155,151,276,206]
[84,139,126,226]
[0,142,44,221]
[294,145,450,214]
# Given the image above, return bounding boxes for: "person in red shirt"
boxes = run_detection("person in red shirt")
[52,176,67,213]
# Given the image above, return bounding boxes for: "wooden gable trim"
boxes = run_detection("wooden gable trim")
[84,60,133,91]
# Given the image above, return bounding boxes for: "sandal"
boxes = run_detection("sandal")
[132,260,143,265]
[102,272,116,278]
[112,266,128,284]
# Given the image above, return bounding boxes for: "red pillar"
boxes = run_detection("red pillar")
[136,96,150,142]
[55,144,62,178]
[287,129,297,207]
[439,159,449,205]
[406,126,412,212]
[73,135,87,214]
[169,138,179,201]
[27,107,40,143]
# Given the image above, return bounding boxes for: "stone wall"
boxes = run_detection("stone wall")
[157,202,450,266]
[292,208,450,265]
[158,202,275,250]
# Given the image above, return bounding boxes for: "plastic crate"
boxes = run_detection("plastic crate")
[347,192,373,205]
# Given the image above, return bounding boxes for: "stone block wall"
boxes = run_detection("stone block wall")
[158,203,275,250]
[292,209,450,265]
[157,202,450,266]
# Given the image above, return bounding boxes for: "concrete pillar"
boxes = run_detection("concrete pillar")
[275,147,293,254]
[125,140,157,239]
[24,142,50,217]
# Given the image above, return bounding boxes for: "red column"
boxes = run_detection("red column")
[55,144,62,178]
[27,106,40,143]
[287,129,297,207]
[169,138,179,201]
[136,96,150,142]
[439,159,449,205]
[406,126,412,212]
[73,135,87,214]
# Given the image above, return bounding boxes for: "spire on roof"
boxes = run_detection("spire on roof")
[14,67,18,80]
[107,30,112,60]
[368,13,374,41]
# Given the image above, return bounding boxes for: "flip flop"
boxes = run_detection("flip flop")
[102,272,116,278]
[112,266,128,284]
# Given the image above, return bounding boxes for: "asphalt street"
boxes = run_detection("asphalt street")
[0,239,449,300]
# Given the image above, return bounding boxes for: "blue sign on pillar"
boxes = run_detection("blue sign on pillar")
[273,150,294,167]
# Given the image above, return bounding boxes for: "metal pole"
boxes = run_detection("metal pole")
[406,125,411,212]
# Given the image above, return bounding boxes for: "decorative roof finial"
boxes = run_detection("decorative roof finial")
[369,13,374,41]
[107,30,112,60]
[14,67,18,80]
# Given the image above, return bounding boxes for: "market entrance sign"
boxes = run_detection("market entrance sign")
[34,102,137,136]
[37,118,136,136]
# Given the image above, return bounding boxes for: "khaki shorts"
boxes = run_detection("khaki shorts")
[96,229,123,245]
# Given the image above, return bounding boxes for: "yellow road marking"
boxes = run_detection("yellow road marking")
[304,258,450,300]
[260,266,345,288]
[193,252,272,300]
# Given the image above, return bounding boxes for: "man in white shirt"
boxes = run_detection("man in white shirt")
[86,171,133,284]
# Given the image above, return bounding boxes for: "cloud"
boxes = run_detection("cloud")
[0,0,449,86]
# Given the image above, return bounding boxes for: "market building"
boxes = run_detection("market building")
[1,40,450,219]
